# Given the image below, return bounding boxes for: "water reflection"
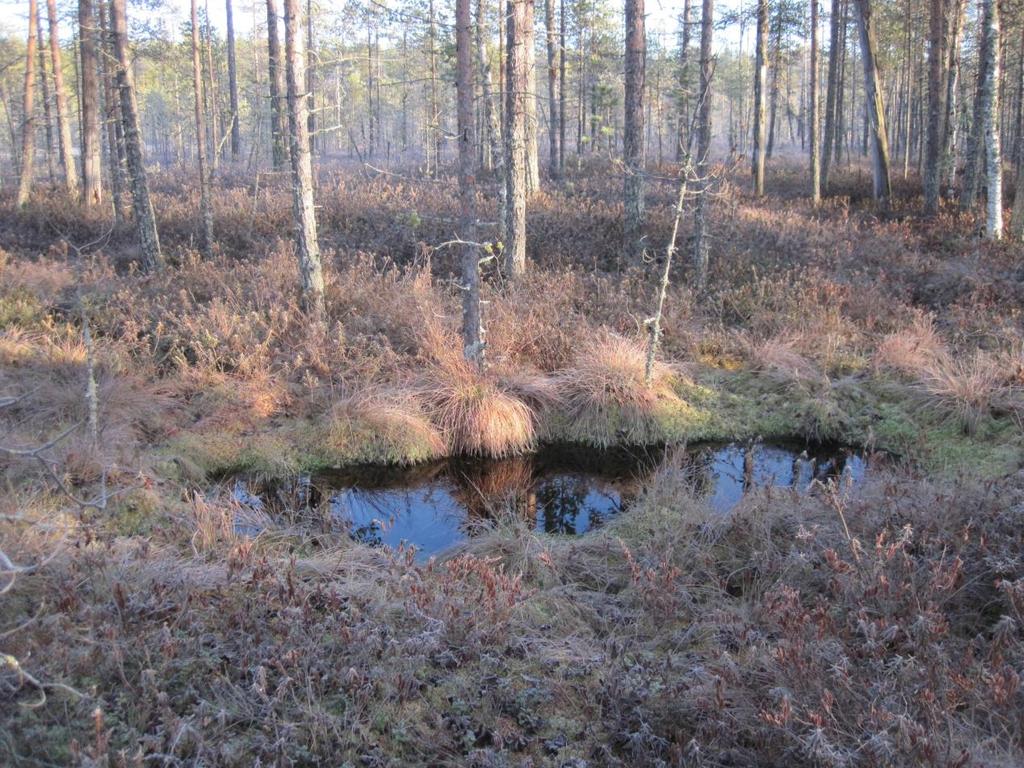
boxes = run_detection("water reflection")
[231,442,870,559]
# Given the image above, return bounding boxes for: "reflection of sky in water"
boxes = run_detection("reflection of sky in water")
[703,445,867,512]
[236,443,870,560]
[330,486,466,553]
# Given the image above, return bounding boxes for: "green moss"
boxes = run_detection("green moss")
[161,368,1022,483]
[307,415,445,468]
[109,487,163,535]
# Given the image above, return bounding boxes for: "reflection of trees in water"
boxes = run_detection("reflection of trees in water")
[235,443,868,554]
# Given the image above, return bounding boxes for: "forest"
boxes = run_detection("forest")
[1,0,1024,763]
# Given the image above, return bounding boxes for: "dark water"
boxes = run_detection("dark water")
[231,442,868,559]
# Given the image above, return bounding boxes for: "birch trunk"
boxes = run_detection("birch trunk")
[456,0,484,368]
[753,0,768,195]
[981,0,1002,239]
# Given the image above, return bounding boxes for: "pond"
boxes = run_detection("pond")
[230,442,870,559]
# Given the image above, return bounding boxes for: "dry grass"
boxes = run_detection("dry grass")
[916,350,1010,434]
[552,331,686,445]
[746,331,827,386]
[416,357,537,457]
[325,387,447,462]
[875,313,948,378]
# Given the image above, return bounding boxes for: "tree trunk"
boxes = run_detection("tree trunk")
[16,0,38,207]
[428,0,440,175]
[981,0,1001,239]
[111,0,162,270]
[283,0,325,315]
[960,0,995,213]
[852,0,892,207]
[692,0,714,289]
[504,0,530,276]
[203,1,220,173]
[36,8,55,186]
[810,0,820,205]
[524,0,539,193]
[98,0,124,221]
[1012,129,1024,237]
[923,0,947,215]
[46,0,79,197]
[191,0,213,257]
[941,0,963,192]
[478,0,507,242]
[305,0,315,155]
[79,0,102,204]
[456,0,484,369]
[752,0,768,195]
[623,0,645,263]
[767,9,782,158]
[558,0,566,172]
[266,0,288,170]
[676,0,693,159]
[544,0,560,178]
[226,0,240,159]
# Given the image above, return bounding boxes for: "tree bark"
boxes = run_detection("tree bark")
[98,0,124,221]
[283,0,325,315]
[923,0,947,215]
[79,0,102,204]
[456,0,484,369]
[36,7,55,186]
[544,0,560,178]
[305,0,315,155]
[692,0,714,289]
[558,0,566,172]
[810,0,821,205]
[504,0,530,276]
[960,3,990,212]
[191,0,214,257]
[752,0,768,195]
[852,0,892,207]
[623,0,645,263]
[266,0,288,170]
[524,0,539,193]
[46,0,79,197]
[981,0,1001,239]
[477,0,506,242]
[676,0,693,159]
[16,0,38,207]
[111,0,162,270]
[226,0,241,159]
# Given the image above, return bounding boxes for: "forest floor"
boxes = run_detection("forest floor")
[2,160,1024,765]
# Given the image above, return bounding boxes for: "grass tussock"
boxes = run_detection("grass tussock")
[320,387,447,465]
[417,356,537,458]
[551,331,688,446]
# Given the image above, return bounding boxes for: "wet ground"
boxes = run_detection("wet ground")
[230,442,869,558]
